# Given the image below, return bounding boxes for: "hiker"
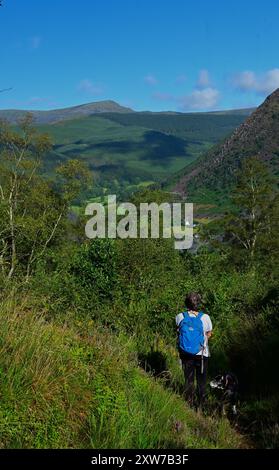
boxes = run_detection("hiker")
[176,292,212,410]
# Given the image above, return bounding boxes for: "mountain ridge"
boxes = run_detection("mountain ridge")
[0,100,254,125]
[0,100,134,125]
[171,88,279,196]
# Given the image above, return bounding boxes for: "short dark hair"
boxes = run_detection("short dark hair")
[185,292,202,311]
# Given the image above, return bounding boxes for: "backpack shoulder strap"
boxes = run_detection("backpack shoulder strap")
[197,311,204,320]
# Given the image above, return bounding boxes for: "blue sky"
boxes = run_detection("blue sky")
[0,0,279,112]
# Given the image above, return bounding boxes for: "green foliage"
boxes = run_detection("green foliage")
[70,239,118,299]
[56,158,92,204]
[224,157,278,267]
[0,120,92,280]
[201,157,279,275]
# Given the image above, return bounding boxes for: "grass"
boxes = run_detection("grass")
[0,296,247,449]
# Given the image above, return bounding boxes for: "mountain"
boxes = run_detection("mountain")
[0,100,134,125]
[0,100,254,128]
[170,89,279,198]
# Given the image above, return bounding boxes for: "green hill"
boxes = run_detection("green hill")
[93,110,254,141]
[33,107,252,199]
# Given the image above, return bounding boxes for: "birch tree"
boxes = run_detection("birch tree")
[0,116,91,280]
[225,157,277,268]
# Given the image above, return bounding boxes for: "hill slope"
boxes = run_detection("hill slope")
[94,110,254,141]
[171,89,279,198]
[0,299,246,449]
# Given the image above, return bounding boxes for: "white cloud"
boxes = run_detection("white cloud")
[144,75,158,86]
[178,87,220,111]
[146,70,219,111]
[197,69,210,89]
[232,69,279,95]
[77,79,103,95]
[258,69,279,94]
[232,71,257,91]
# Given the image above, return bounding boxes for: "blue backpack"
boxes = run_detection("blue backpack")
[178,311,204,355]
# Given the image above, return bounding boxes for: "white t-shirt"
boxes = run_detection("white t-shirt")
[175,311,213,357]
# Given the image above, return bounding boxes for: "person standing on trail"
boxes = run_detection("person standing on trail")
[176,292,212,410]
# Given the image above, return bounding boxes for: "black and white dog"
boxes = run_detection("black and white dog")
[210,373,238,416]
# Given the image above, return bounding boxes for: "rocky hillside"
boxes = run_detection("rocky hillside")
[172,89,279,196]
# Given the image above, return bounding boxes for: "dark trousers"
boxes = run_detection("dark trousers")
[180,350,208,408]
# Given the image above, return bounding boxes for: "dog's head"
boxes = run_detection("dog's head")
[210,373,238,392]
[210,374,226,390]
